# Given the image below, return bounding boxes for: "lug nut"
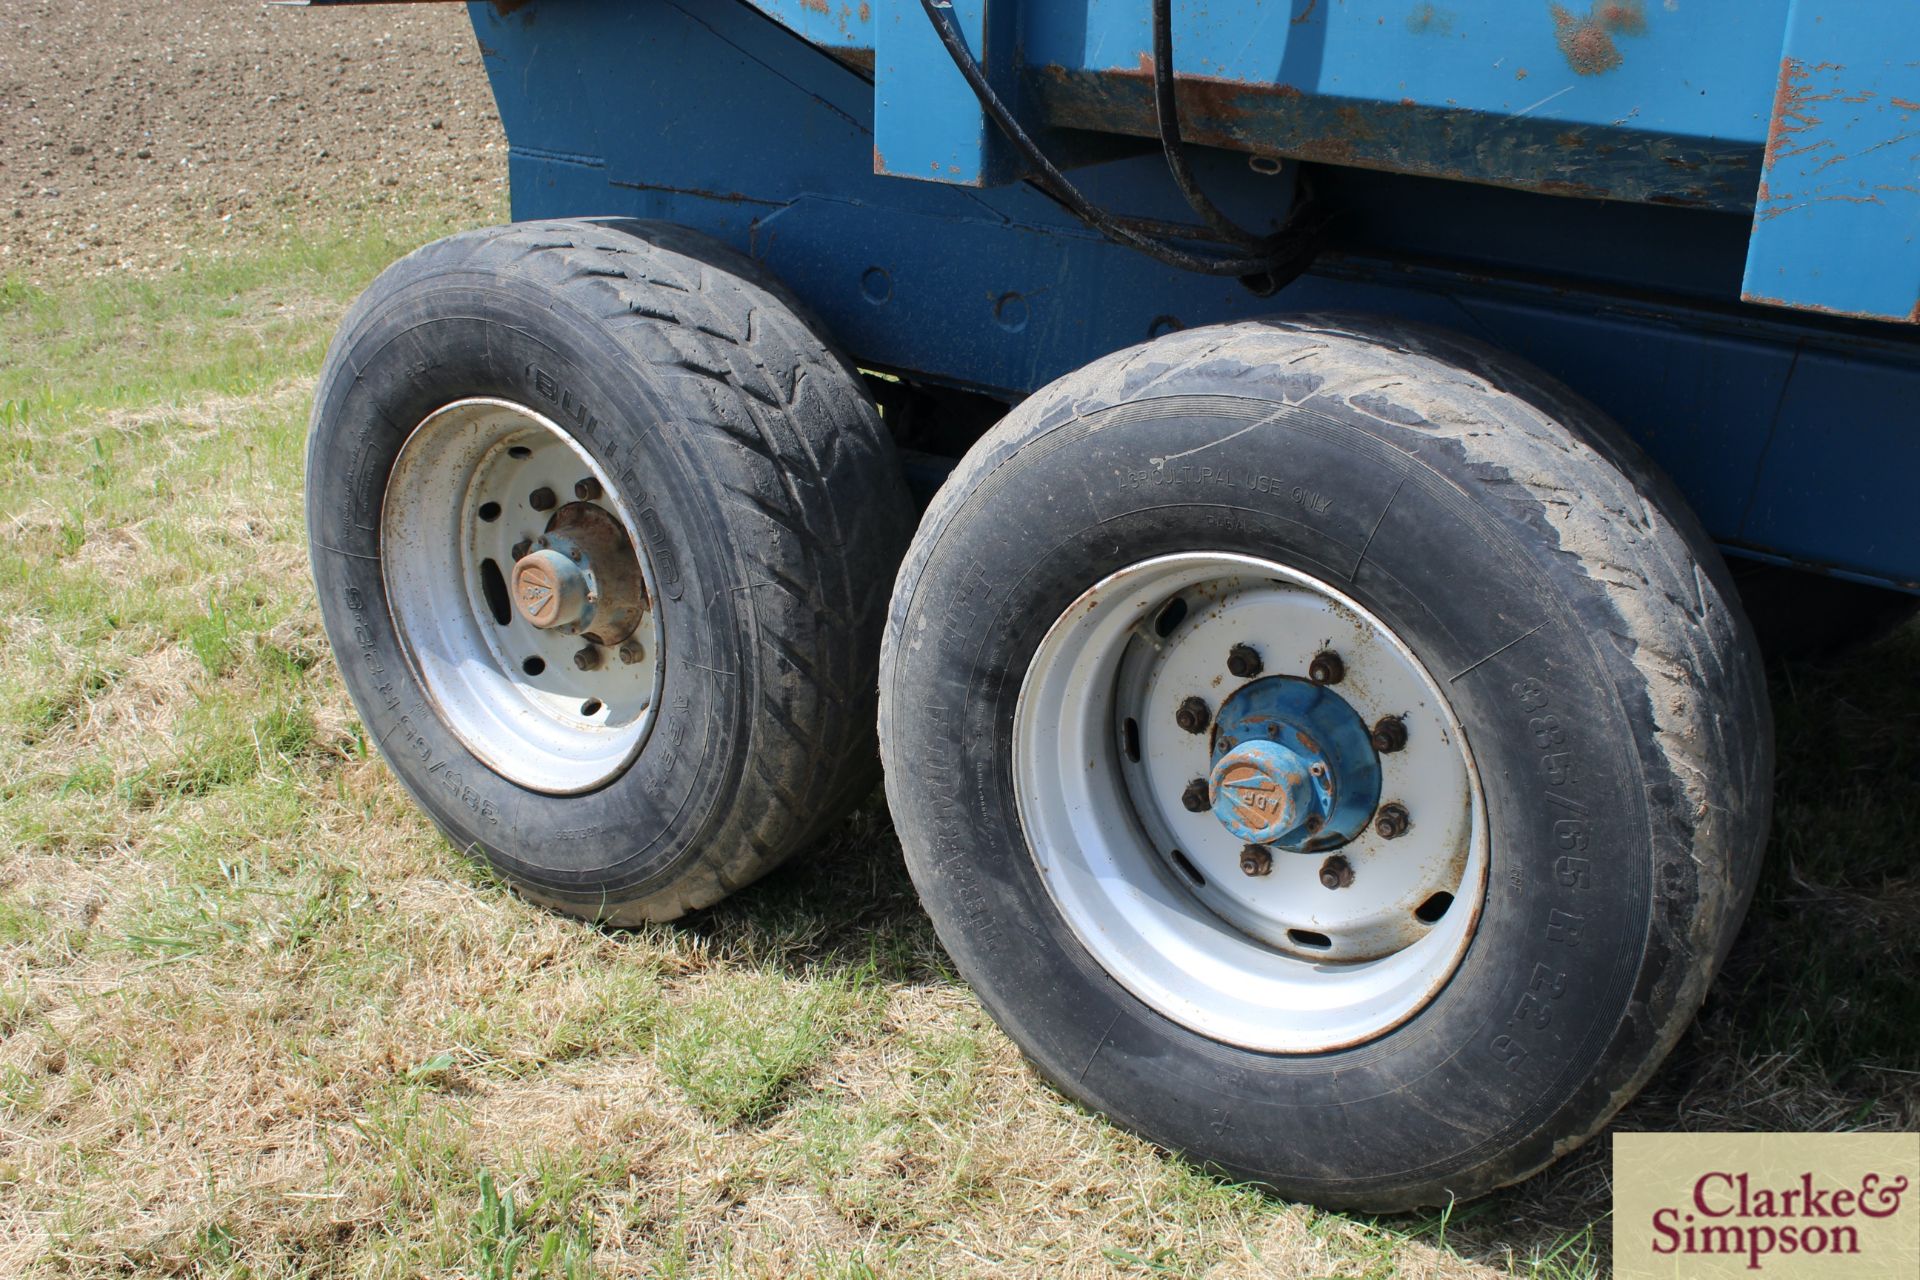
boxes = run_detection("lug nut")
[1226,643,1264,679]
[1180,778,1210,812]
[573,645,603,672]
[618,639,647,666]
[1174,696,1211,735]
[529,486,558,512]
[1239,845,1274,877]
[574,476,603,501]
[1375,802,1411,840]
[1318,854,1354,890]
[510,539,533,561]
[1371,715,1409,753]
[1308,650,1345,685]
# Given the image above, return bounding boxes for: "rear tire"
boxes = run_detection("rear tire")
[880,315,1772,1209]
[307,219,913,922]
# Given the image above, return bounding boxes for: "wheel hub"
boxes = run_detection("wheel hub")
[1206,677,1382,849]
[512,548,588,629]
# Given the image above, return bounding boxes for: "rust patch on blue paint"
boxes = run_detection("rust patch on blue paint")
[1028,62,1756,210]
[1549,2,1646,76]
[1406,4,1454,35]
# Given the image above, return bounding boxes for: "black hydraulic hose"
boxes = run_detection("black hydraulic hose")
[916,0,1307,279]
[1149,0,1272,251]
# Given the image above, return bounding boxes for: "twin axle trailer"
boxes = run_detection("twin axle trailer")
[299,0,1917,1207]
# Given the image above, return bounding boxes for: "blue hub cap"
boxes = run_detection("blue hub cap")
[1208,677,1381,851]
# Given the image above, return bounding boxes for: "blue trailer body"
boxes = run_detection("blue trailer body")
[465,0,1918,590]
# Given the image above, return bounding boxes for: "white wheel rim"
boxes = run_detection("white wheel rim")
[381,398,664,794]
[1013,553,1487,1052]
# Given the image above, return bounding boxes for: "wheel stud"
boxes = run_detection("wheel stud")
[1239,844,1273,877]
[1174,696,1212,734]
[573,645,603,672]
[618,639,646,666]
[1180,778,1210,812]
[1374,802,1411,840]
[574,476,603,501]
[511,538,533,561]
[1226,643,1263,678]
[1308,650,1345,685]
[530,486,558,512]
[1318,854,1354,890]
[1371,715,1408,753]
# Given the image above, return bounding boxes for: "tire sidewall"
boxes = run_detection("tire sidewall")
[887,380,1667,1204]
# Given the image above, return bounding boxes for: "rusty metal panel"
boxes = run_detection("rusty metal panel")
[1741,5,1920,323]
[867,0,1791,203]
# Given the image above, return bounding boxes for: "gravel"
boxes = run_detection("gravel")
[0,0,505,278]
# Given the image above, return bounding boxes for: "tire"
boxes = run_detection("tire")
[1729,559,1920,665]
[880,315,1773,1210]
[307,219,914,923]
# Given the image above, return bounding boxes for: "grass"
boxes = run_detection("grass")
[1,224,1915,1279]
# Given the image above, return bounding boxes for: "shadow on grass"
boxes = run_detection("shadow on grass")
[648,619,1920,1274]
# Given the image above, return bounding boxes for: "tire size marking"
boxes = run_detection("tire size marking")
[343,586,498,827]
[343,586,402,714]
[393,700,501,827]
[1506,962,1567,1031]
[922,700,1004,958]
[1121,464,1333,514]
[921,560,1006,956]
[1487,673,1595,1072]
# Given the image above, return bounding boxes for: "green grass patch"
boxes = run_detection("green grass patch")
[657,970,871,1127]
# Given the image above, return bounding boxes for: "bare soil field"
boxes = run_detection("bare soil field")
[0,0,503,277]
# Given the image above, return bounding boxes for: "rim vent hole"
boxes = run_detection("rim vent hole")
[507,445,532,459]
[479,558,512,626]
[1123,717,1141,762]
[1415,892,1454,924]
[1154,596,1189,638]
[1169,849,1206,886]
[477,500,502,522]
[1287,928,1333,950]
[522,656,546,676]
[581,698,604,717]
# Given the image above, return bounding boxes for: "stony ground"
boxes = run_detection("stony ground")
[0,0,502,277]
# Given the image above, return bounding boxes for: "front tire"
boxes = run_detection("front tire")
[307,220,913,923]
[880,316,1772,1209]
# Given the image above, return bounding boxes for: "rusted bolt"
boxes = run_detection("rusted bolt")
[1318,854,1354,890]
[1226,643,1264,679]
[529,486,558,512]
[574,476,603,502]
[510,539,533,561]
[1371,715,1409,754]
[1308,650,1345,685]
[1180,778,1210,813]
[1174,696,1211,734]
[1239,844,1273,877]
[573,645,603,672]
[618,639,647,666]
[1375,802,1411,840]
